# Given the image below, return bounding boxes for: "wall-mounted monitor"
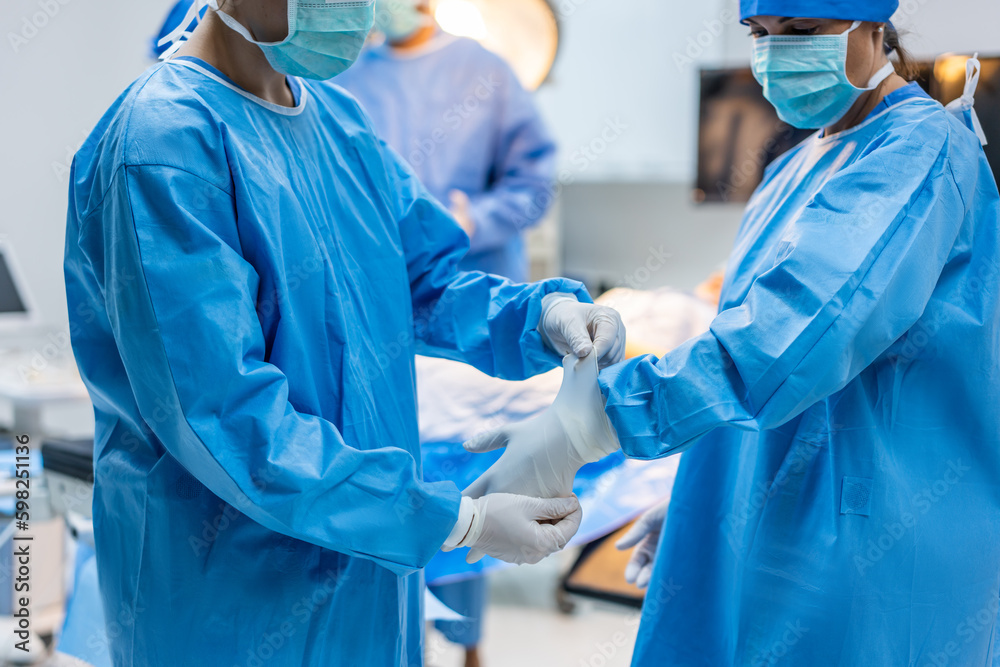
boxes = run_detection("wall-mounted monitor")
[696,56,998,203]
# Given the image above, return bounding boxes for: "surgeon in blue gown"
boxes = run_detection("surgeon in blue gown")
[62,1,624,665]
[335,0,556,283]
[598,1,1000,665]
[466,0,1000,664]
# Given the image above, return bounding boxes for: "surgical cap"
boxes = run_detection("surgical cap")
[740,0,899,22]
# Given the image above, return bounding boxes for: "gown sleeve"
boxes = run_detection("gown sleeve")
[600,128,969,459]
[95,164,461,575]
[464,70,558,254]
[377,138,589,380]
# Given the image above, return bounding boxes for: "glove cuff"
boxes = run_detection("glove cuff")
[443,496,477,550]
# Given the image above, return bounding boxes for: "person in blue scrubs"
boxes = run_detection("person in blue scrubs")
[63,1,624,665]
[335,0,557,283]
[599,2,1000,664]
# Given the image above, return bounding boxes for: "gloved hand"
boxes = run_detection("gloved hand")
[445,494,583,565]
[615,499,669,589]
[463,351,621,501]
[538,293,626,369]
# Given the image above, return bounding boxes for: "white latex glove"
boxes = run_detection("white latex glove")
[539,293,626,369]
[463,351,620,500]
[615,499,669,589]
[449,190,476,238]
[445,494,582,565]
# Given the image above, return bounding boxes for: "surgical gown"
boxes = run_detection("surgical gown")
[63,57,586,666]
[600,85,1000,665]
[335,33,557,281]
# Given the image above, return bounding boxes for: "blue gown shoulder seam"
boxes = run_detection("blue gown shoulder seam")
[943,140,969,214]
[78,163,233,231]
[75,163,125,234]
[739,148,956,425]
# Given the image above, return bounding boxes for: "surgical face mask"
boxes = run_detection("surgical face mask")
[374,0,431,42]
[209,0,375,80]
[751,21,896,129]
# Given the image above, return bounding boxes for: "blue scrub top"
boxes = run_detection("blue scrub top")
[601,83,1000,665]
[64,56,587,666]
[335,33,558,282]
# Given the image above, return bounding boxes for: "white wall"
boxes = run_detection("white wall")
[1,0,169,328]
[1,0,999,327]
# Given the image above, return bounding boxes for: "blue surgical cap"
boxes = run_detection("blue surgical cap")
[740,0,899,22]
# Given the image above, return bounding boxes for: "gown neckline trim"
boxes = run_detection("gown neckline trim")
[813,96,935,145]
[165,59,310,117]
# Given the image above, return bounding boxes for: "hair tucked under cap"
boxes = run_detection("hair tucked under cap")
[740,0,899,22]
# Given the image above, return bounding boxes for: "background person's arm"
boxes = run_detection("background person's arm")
[462,69,558,253]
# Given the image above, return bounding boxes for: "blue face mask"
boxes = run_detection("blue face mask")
[374,0,431,42]
[751,21,896,129]
[210,0,375,80]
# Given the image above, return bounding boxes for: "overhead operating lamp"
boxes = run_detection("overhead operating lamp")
[431,0,560,90]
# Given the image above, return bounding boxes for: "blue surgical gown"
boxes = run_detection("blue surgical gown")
[335,33,557,281]
[601,85,1000,665]
[63,57,587,666]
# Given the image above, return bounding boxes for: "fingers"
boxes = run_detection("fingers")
[564,326,595,358]
[615,517,652,551]
[466,548,486,564]
[463,429,509,454]
[599,332,627,368]
[589,310,625,366]
[623,551,649,584]
[622,535,656,589]
[535,498,583,549]
[528,505,583,563]
[635,562,654,590]
[531,495,582,522]
[549,502,583,545]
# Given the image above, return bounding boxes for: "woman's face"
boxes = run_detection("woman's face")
[745,16,887,87]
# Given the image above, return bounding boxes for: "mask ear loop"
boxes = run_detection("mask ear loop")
[856,21,895,90]
[157,0,209,61]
